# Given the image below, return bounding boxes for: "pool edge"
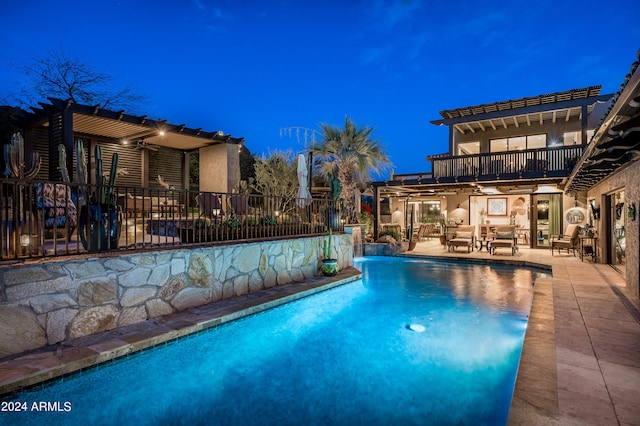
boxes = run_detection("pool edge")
[0,267,362,397]
[395,252,560,424]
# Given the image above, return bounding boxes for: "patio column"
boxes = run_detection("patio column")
[581,104,588,145]
[53,107,74,182]
[373,184,381,239]
[199,143,239,193]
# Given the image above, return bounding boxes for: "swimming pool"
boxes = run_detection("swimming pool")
[3,257,545,425]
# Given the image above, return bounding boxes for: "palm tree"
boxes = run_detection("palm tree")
[312,116,391,224]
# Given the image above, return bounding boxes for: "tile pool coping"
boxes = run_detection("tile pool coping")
[0,268,362,397]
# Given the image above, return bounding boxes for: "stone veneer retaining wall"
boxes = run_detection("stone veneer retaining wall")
[0,234,352,358]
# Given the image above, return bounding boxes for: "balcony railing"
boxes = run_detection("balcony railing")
[430,145,585,180]
[1,180,341,261]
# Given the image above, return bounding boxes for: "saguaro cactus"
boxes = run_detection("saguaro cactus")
[327,172,342,202]
[4,133,41,180]
[93,145,119,205]
[58,140,88,206]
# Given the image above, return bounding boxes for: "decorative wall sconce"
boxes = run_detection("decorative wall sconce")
[19,233,30,248]
[19,233,38,255]
[629,203,637,221]
[589,200,601,220]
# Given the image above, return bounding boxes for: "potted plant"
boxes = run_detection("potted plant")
[77,145,122,251]
[437,215,447,245]
[320,229,339,276]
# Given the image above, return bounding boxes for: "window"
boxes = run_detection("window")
[490,138,508,152]
[563,131,579,145]
[490,134,546,152]
[420,200,441,222]
[562,130,594,146]
[527,134,546,149]
[457,141,480,155]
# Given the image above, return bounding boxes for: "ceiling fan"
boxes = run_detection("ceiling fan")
[133,139,158,151]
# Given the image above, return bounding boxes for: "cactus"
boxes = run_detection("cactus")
[59,141,118,205]
[58,145,70,184]
[58,140,88,206]
[323,228,333,259]
[327,173,342,202]
[93,145,119,205]
[4,133,41,180]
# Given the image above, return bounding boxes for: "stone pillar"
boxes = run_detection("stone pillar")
[199,143,239,193]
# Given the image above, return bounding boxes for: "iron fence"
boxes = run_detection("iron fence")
[0,179,342,260]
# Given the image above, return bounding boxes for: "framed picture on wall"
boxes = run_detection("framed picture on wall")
[487,198,507,216]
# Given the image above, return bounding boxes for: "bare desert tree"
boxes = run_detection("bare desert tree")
[251,150,299,215]
[14,48,145,111]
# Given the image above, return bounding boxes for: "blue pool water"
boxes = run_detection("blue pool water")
[3,257,546,426]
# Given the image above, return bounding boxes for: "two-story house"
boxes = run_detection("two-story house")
[372,50,640,299]
[371,86,613,249]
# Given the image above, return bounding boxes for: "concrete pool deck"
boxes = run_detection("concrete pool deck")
[1,244,639,425]
[408,240,640,425]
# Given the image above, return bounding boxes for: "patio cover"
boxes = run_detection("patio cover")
[30,98,244,151]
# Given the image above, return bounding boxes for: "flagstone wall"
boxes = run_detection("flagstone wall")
[0,234,352,358]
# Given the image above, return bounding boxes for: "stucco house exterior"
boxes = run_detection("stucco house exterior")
[371,50,640,299]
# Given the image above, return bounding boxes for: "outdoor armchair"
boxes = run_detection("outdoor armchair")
[36,183,78,241]
[447,225,475,252]
[196,192,225,220]
[417,223,434,241]
[550,224,580,256]
[490,225,517,255]
[228,194,249,216]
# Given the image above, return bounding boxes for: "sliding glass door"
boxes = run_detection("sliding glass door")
[531,193,562,248]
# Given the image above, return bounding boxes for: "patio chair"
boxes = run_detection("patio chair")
[228,194,249,216]
[490,225,517,255]
[447,225,475,253]
[550,224,580,256]
[36,183,78,241]
[417,223,434,241]
[196,192,224,221]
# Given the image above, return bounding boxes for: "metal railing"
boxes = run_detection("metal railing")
[0,180,341,261]
[430,145,585,179]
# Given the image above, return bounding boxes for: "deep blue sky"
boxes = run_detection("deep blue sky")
[1,0,639,177]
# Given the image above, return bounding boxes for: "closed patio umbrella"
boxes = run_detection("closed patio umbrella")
[296,153,312,208]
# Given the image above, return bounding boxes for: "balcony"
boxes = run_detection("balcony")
[429,145,585,183]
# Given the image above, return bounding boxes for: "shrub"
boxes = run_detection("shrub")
[222,215,242,228]
[358,211,373,237]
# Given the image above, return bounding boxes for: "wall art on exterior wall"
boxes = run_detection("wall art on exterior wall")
[487,198,507,216]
